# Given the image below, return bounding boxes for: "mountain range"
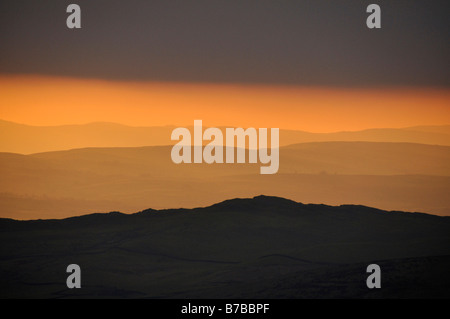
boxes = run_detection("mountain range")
[1,141,449,219]
[1,119,450,154]
[1,119,450,298]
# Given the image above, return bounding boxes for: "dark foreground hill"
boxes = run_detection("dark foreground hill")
[1,196,450,298]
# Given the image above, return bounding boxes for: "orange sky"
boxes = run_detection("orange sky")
[0,74,449,132]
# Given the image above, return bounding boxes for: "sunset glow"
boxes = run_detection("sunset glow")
[1,75,449,132]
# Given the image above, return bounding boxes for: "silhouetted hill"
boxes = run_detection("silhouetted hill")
[405,125,450,135]
[1,196,449,298]
[0,120,176,154]
[281,126,450,147]
[1,119,450,154]
[282,141,450,175]
[1,141,449,219]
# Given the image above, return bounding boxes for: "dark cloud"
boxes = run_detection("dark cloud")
[0,0,449,86]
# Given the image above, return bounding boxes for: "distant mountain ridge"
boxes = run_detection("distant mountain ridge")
[1,141,450,219]
[1,119,450,154]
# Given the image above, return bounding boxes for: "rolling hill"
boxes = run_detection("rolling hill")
[1,141,450,219]
[1,119,450,154]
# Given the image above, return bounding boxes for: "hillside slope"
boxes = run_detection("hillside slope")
[1,196,449,298]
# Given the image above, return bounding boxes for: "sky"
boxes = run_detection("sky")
[0,1,449,131]
[1,75,450,132]
[0,0,449,86]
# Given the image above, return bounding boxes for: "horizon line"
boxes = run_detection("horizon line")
[2,118,450,135]
[1,194,444,222]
